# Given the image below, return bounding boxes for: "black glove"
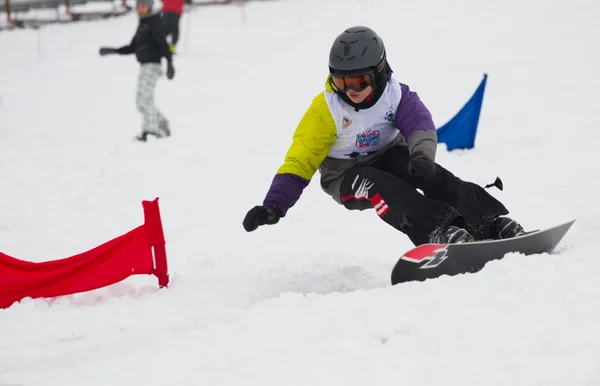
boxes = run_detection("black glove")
[407,152,436,180]
[99,47,118,56]
[166,62,175,80]
[243,205,282,232]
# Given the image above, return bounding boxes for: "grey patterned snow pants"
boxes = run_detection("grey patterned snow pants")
[136,63,167,135]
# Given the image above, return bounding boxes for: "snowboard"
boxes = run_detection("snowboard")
[391,219,576,285]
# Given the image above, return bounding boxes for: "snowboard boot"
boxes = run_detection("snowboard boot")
[430,225,474,244]
[490,216,525,240]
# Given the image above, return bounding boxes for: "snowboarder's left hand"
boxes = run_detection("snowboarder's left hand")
[408,152,436,180]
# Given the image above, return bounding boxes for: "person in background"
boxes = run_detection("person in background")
[98,0,175,141]
[162,0,184,54]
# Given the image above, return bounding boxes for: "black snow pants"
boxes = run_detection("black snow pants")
[338,145,509,246]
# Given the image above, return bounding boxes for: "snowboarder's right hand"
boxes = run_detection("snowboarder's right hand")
[243,205,282,232]
[99,47,118,56]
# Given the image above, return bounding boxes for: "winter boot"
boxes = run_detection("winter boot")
[135,131,149,142]
[490,216,525,240]
[430,225,474,244]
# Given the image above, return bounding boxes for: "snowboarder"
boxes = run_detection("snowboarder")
[242,26,525,246]
[162,0,184,55]
[98,0,174,141]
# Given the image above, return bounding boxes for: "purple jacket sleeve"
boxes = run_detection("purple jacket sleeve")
[263,173,309,216]
[394,83,436,138]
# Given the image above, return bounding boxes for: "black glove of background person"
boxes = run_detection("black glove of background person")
[407,152,436,180]
[243,205,282,232]
[99,47,118,56]
[166,61,175,80]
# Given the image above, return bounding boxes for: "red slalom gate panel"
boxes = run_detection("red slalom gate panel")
[0,198,169,309]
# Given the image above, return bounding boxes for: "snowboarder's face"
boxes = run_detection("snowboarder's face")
[346,86,374,104]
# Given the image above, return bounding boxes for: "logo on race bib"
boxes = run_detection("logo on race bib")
[342,116,352,129]
[356,129,380,148]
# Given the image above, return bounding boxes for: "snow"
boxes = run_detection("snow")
[1,0,599,384]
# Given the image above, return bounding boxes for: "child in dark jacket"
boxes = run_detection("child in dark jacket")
[98,0,175,141]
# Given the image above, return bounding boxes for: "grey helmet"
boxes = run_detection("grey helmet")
[136,0,157,17]
[328,26,392,108]
[136,0,154,8]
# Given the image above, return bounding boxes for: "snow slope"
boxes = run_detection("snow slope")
[1,0,599,384]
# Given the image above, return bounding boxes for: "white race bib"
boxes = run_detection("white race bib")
[324,79,402,159]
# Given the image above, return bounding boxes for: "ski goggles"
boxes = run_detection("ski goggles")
[330,70,375,92]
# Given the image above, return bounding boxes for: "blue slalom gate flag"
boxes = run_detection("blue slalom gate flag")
[436,74,488,151]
